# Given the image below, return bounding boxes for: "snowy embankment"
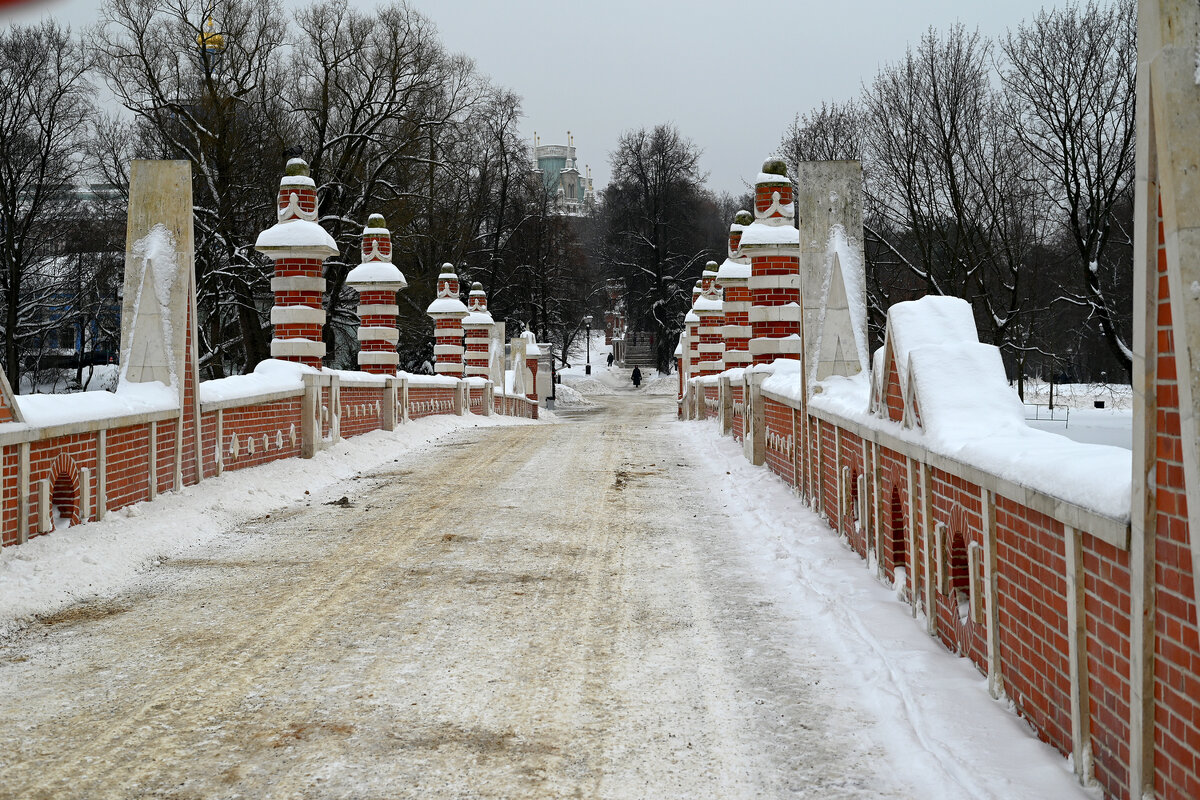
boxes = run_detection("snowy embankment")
[0,413,534,638]
[676,421,1092,800]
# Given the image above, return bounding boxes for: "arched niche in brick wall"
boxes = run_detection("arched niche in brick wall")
[889,485,907,573]
[49,453,81,529]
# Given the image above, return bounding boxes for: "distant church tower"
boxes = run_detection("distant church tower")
[531,131,595,216]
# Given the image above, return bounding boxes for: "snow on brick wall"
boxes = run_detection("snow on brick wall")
[707,356,1146,797]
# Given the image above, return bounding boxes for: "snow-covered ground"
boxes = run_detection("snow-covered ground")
[1019,381,1132,449]
[0,413,535,638]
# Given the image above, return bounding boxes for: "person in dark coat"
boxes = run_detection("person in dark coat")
[631,366,642,387]
[607,352,615,368]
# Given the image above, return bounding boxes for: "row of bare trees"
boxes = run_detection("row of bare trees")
[779,0,1136,388]
[0,0,596,389]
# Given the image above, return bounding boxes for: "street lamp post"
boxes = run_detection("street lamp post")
[583,315,593,375]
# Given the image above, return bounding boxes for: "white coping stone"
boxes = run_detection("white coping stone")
[434,363,464,374]
[357,304,399,317]
[434,344,465,355]
[271,276,326,293]
[721,325,754,338]
[271,339,327,358]
[697,326,723,336]
[748,274,802,290]
[699,360,725,371]
[356,326,399,343]
[270,305,326,325]
[358,351,399,365]
[749,336,804,355]
[698,342,725,353]
[435,328,464,339]
[722,300,752,310]
[749,305,804,323]
[464,365,489,375]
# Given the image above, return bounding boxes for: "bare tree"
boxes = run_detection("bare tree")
[1000,0,1136,374]
[0,21,92,391]
[603,124,720,372]
[778,100,863,165]
[92,0,290,376]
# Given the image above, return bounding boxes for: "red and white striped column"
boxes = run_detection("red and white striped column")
[256,158,338,368]
[740,158,801,364]
[426,265,468,376]
[717,210,753,369]
[462,282,494,378]
[344,214,407,375]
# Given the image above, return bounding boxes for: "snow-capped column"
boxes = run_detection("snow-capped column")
[717,210,753,368]
[694,263,724,377]
[462,282,494,378]
[345,214,407,375]
[521,330,541,406]
[426,266,468,376]
[740,158,801,364]
[256,158,339,368]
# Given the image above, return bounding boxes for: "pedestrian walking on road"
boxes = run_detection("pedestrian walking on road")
[607,352,615,368]
[631,367,642,388]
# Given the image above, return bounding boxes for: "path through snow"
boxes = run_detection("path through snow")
[0,394,1088,798]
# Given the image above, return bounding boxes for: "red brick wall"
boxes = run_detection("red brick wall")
[408,386,455,420]
[1085,534,1132,797]
[994,498,1072,755]
[219,398,303,472]
[1152,195,1200,800]
[339,386,384,438]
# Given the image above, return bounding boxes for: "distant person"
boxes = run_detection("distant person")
[607,352,615,368]
[631,366,642,388]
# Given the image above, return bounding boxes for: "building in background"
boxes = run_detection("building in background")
[532,132,595,216]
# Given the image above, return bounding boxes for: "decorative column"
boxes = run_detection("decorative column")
[425,265,468,376]
[344,214,407,375]
[740,158,802,365]
[717,210,753,368]
[521,330,541,405]
[684,279,702,380]
[462,282,494,378]
[256,158,339,368]
[693,264,724,377]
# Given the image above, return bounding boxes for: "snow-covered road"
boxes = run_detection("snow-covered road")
[0,393,1087,799]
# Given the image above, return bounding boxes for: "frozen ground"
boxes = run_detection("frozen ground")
[0,392,1089,799]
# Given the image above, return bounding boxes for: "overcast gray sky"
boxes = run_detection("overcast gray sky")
[7,0,1067,195]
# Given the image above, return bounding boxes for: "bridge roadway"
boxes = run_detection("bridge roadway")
[0,392,915,798]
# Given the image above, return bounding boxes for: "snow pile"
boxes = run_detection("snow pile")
[886,296,979,389]
[16,381,178,428]
[0,413,536,638]
[739,221,800,247]
[907,342,1026,444]
[810,296,1132,521]
[199,359,311,404]
[644,371,678,395]
[560,375,615,396]
[254,219,337,251]
[344,261,406,287]
[552,384,593,407]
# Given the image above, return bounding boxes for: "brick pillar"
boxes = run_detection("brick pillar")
[717,210,753,368]
[256,158,338,368]
[462,282,494,378]
[694,266,724,377]
[345,214,407,375]
[425,265,468,376]
[740,158,801,365]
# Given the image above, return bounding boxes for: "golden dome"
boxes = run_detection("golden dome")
[197,18,225,53]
